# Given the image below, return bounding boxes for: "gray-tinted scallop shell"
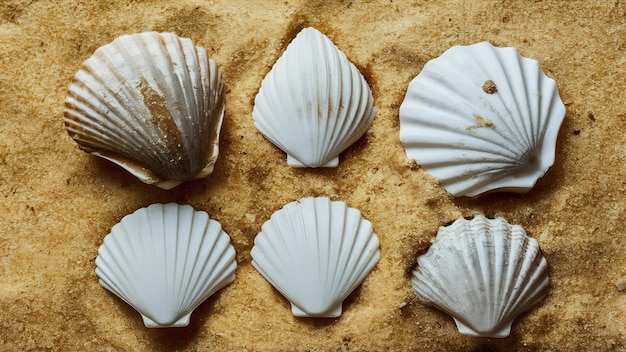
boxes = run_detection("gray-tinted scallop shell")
[64,32,225,189]
[411,215,549,337]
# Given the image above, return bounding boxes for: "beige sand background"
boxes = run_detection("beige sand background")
[1,0,625,351]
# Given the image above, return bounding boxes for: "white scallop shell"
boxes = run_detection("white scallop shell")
[251,197,380,317]
[411,215,549,338]
[95,203,236,328]
[253,27,375,168]
[64,32,225,190]
[399,42,565,197]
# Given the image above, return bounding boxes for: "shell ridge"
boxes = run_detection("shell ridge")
[281,204,308,283]
[329,62,367,163]
[497,220,520,330]
[156,204,173,319]
[164,35,200,150]
[311,31,330,165]
[525,56,554,151]
[102,35,172,171]
[400,96,527,163]
[322,37,355,164]
[405,137,525,167]
[156,204,174,319]
[480,229,499,330]
[318,32,338,164]
[332,207,377,309]
[312,29,347,166]
[202,59,225,176]
[465,222,489,331]
[491,221,512,327]
[437,231,474,312]
[115,218,148,302]
[341,220,378,301]
[512,54,540,154]
[329,56,350,151]
[292,30,320,166]
[289,200,321,309]
[497,226,525,324]
[119,211,158,317]
[132,34,192,178]
[255,34,309,165]
[518,56,540,150]
[256,226,286,283]
[329,202,350,302]
[414,250,463,318]
[119,34,167,142]
[252,229,284,283]
[168,209,190,317]
[484,45,535,154]
[538,79,564,150]
[190,219,223,300]
[183,40,205,154]
[66,69,161,163]
[315,198,332,299]
[186,210,218,312]
[341,214,373,291]
[184,227,234,316]
[162,34,203,170]
[173,205,198,315]
[535,77,556,148]
[63,103,131,152]
[261,215,293,276]
[96,243,137,305]
[502,238,547,321]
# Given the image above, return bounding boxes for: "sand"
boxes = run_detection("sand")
[0,0,625,351]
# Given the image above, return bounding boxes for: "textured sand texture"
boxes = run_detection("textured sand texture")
[1,1,625,351]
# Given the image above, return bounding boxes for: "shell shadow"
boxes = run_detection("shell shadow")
[147,289,228,351]
[101,284,227,351]
[263,282,366,328]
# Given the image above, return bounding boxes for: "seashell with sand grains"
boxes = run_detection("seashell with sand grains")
[253,27,375,168]
[399,42,565,197]
[95,203,236,328]
[411,215,549,338]
[64,32,225,190]
[251,197,380,317]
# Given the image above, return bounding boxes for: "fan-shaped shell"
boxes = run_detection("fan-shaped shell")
[251,197,380,317]
[253,27,375,168]
[95,203,236,328]
[411,215,549,338]
[399,42,565,197]
[64,32,225,190]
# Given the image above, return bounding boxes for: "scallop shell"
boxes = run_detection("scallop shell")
[253,27,375,168]
[95,203,236,328]
[64,32,225,190]
[399,42,565,197]
[251,197,380,317]
[411,215,549,337]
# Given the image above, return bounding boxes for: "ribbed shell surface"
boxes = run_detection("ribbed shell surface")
[64,32,225,189]
[95,203,236,328]
[411,216,549,337]
[252,27,375,168]
[251,197,380,317]
[399,42,565,197]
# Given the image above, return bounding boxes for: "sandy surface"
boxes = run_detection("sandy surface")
[1,0,625,351]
